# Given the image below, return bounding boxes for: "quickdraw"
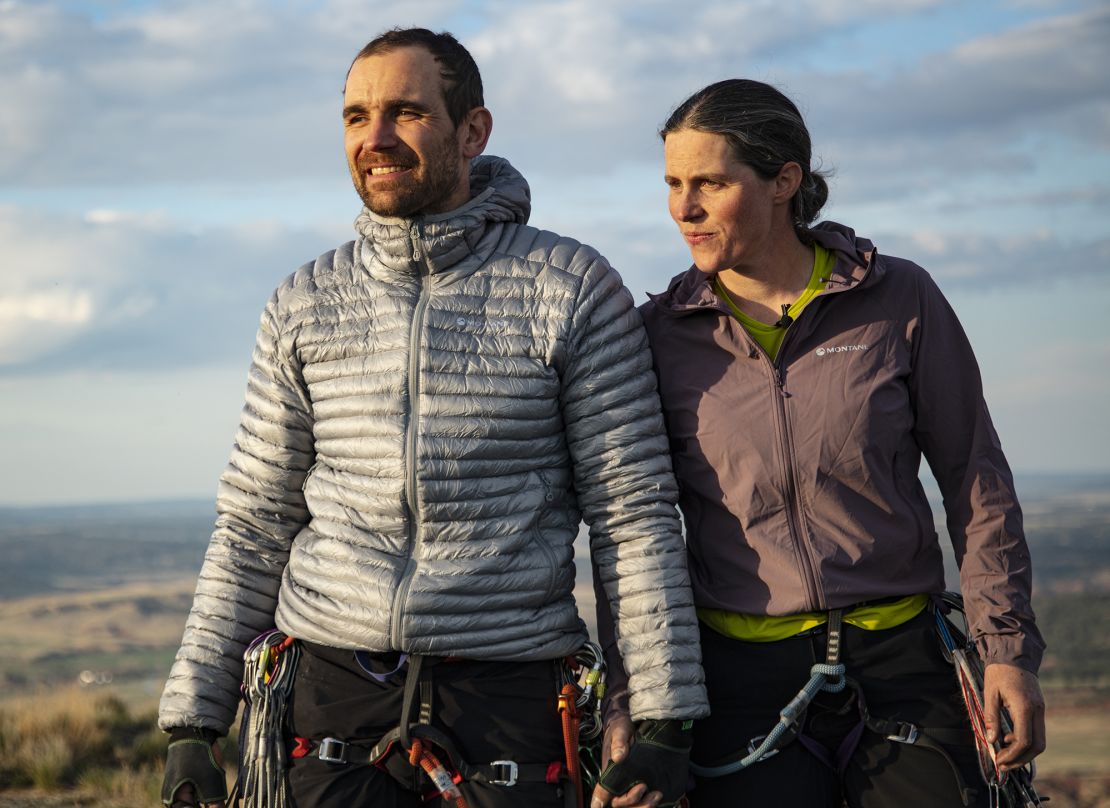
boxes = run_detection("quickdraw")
[228,630,301,808]
[934,592,1045,808]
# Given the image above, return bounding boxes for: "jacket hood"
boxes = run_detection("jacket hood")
[353,155,531,275]
[647,220,880,316]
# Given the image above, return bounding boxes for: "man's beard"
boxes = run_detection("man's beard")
[351,133,464,218]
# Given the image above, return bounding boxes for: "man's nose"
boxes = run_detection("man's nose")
[361,115,399,151]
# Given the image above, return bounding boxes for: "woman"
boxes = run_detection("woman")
[599,79,1046,808]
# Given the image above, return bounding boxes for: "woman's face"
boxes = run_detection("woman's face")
[664,128,781,275]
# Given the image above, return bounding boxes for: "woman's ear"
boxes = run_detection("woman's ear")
[774,162,804,204]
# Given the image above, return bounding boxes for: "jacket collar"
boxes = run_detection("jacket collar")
[648,220,880,316]
[353,155,531,277]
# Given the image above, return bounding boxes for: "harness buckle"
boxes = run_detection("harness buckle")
[886,722,919,745]
[489,759,519,786]
[318,737,350,764]
[746,735,780,761]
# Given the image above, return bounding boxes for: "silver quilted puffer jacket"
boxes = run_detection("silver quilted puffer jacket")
[159,156,707,734]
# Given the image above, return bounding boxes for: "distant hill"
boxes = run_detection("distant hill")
[1,473,1108,693]
[0,499,212,600]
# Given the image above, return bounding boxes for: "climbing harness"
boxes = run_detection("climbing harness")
[228,630,301,808]
[934,592,1045,808]
[287,645,607,808]
[689,596,1044,808]
[227,631,606,807]
[689,609,847,777]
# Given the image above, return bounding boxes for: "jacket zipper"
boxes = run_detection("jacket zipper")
[722,306,824,613]
[532,471,560,602]
[770,364,824,612]
[769,313,825,612]
[390,220,430,647]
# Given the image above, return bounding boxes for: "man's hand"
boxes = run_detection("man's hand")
[591,715,662,808]
[171,772,227,808]
[983,662,1046,773]
[591,718,691,808]
[161,729,227,807]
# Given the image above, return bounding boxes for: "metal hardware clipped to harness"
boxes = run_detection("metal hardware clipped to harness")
[316,737,349,765]
[559,641,608,808]
[934,593,1045,808]
[228,630,301,808]
[746,734,780,760]
[488,760,518,787]
[885,722,920,745]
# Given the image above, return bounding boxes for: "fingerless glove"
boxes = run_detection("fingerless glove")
[597,719,693,807]
[161,727,227,807]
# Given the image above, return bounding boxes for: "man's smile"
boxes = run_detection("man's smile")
[367,165,413,177]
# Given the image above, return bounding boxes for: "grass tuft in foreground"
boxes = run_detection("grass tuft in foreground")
[0,687,165,799]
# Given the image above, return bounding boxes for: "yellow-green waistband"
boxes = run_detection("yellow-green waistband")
[697,594,930,643]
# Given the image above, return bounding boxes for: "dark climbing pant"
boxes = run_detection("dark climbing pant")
[688,609,989,808]
[287,641,569,808]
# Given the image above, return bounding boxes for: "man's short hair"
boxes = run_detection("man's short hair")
[353,28,484,128]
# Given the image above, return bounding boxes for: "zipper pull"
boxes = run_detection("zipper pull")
[775,369,792,398]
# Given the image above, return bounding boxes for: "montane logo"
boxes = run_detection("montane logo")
[815,344,869,357]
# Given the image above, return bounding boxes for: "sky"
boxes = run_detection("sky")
[1,0,1108,506]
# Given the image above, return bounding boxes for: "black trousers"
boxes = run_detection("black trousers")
[287,642,569,807]
[688,610,987,808]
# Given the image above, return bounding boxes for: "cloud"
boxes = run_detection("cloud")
[793,6,1110,205]
[938,184,1110,212]
[0,205,345,374]
[0,0,460,186]
[1,0,1104,234]
[871,228,1110,288]
[813,6,1108,137]
[469,1,957,168]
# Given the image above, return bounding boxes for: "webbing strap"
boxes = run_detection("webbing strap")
[296,728,561,785]
[398,655,426,752]
[825,609,843,666]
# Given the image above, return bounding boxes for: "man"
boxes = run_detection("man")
[158,27,707,808]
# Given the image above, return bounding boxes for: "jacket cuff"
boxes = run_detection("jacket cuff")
[978,633,1044,675]
[168,726,221,744]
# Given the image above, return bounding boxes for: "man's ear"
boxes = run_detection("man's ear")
[459,106,493,159]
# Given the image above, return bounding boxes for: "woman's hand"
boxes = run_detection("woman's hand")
[983,663,1046,772]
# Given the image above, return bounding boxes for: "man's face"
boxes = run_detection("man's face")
[343,46,469,217]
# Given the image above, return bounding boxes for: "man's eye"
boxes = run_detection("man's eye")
[346,115,366,125]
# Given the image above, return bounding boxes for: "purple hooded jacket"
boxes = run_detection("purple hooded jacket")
[636,221,1042,674]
